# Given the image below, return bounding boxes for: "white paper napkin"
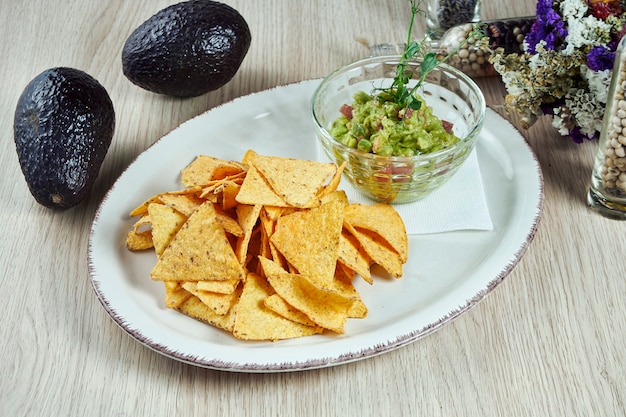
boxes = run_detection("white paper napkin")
[319,147,493,235]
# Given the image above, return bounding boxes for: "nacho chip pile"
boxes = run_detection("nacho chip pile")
[126,151,408,341]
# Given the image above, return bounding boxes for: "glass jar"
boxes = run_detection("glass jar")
[426,0,481,41]
[434,16,536,78]
[369,16,536,79]
[588,37,626,219]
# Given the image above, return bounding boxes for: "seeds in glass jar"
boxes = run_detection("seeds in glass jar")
[436,17,536,78]
[599,63,626,194]
[435,0,479,31]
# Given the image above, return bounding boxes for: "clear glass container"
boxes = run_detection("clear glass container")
[369,16,536,79]
[435,16,536,78]
[588,36,626,219]
[311,55,486,204]
[426,0,481,41]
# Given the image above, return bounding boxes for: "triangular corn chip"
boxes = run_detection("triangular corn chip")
[235,204,262,265]
[181,281,240,315]
[259,257,353,334]
[215,210,244,237]
[176,294,239,332]
[337,231,373,284]
[129,187,202,217]
[344,203,408,262]
[235,165,288,207]
[233,273,323,341]
[318,161,347,198]
[220,180,241,211]
[263,294,320,327]
[148,203,187,257]
[164,282,192,309]
[270,199,344,287]
[181,155,245,187]
[151,201,245,282]
[158,193,204,217]
[252,155,336,208]
[125,229,153,251]
[196,277,241,294]
[344,222,403,278]
[331,269,368,318]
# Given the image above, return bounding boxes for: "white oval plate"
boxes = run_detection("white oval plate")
[88,80,543,372]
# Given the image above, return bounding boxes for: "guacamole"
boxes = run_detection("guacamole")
[329,90,459,157]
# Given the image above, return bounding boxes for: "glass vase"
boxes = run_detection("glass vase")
[434,16,535,78]
[370,16,535,79]
[426,0,481,41]
[587,36,626,219]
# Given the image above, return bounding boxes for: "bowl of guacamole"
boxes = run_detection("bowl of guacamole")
[311,55,486,204]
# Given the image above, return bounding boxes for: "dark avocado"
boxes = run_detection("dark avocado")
[122,0,251,98]
[13,67,115,209]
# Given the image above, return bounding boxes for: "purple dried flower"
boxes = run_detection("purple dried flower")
[587,45,616,72]
[490,0,626,144]
[568,126,596,143]
[525,0,568,53]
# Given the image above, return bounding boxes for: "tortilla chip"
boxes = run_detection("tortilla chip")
[259,257,353,333]
[270,199,344,287]
[344,203,408,262]
[344,223,403,278]
[320,189,349,207]
[337,231,373,284]
[232,272,323,341]
[241,149,258,166]
[131,214,152,233]
[262,206,284,222]
[318,161,347,198]
[125,229,154,251]
[263,294,320,327]
[236,165,288,207]
[252,155,337,208]
[181,281,240,315]
[331,270,368,319]
[215,210,244,237]
[234,204,262,265]
[164,281,192,308]
[181,155,245,187]
[220,180,241,211]
[196,277,241,294]
[337,261,356,281]
[244,228,263,271]
[176,294,238,332]
[158,193,204,217]
[151,201,245,282]
[199,177,243,200]
[129,187,202,217]
[148,203,188,257]
[129,198,160,218]
[259,208,276,236]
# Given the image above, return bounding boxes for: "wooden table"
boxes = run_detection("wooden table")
[1,1,624,416]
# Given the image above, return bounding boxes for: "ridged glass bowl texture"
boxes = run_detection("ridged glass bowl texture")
[312,55,486,204]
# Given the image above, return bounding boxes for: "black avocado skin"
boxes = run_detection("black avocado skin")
[13,67,115,209]
[121,0,251,98]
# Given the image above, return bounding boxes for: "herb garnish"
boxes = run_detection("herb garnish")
[383,0,484,114]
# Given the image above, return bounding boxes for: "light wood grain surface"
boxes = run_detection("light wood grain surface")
[1,1,625,416]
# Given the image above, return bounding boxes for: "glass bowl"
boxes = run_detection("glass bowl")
[311,55,486,204]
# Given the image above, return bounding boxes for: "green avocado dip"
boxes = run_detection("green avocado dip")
[329,90,459,157]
